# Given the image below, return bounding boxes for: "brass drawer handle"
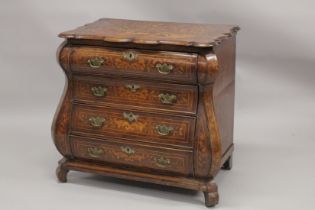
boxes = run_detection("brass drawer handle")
[87,147,104,158]
[125,84,141,92]
[159,93,177,104]
[123,112,139,123]
[155,63,174,75]
[88,57,105,68]
[120,146,135,155]
[91,86,107,97]
[154,156,171,168]
[88,116,105,128]
[155,124,174,136]
[122,51,137,62]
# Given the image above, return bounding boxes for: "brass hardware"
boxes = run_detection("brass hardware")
[122,51,137,61]
[87,57,105,68]
[154,156,171,168]
[88,116,105,128]
[123,112,139,123]
[91,86,107,97]
[159,93,177,104]
[87,147,104,158]
[155,63,174,74]
[125,84,141,92]
[155,124,174,136]
[120,146,135,155]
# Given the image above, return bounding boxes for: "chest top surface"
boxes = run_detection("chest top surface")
[59,18,239,48]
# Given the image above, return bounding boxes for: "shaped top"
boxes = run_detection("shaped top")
[59,18,239,48]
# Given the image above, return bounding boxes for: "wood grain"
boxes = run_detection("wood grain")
[59,18,239,47]
[53,18,240,207]
[70,136,193,175]
[69,46,197,83]
[51,41,72,157]
[71,104,196,148]
[73,75,197,114]
[57,157,213,191]
[213,36,236,155]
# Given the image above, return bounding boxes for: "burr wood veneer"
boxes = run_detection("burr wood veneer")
[52,18,239,207]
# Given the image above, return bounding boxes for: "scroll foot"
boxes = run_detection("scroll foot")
[204,181,219,207]
[56,158,69,183]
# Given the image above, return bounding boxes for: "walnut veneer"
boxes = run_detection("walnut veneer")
[52,18,239,207]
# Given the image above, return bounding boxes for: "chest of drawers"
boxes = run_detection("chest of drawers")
[52,18,239,207]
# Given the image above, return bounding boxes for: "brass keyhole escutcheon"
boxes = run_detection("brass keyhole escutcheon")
[123,112,139,123]
[125,84,141,92]
[122,51,137,62]
[120,146,135,155]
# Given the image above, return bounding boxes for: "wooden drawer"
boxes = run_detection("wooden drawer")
[73,76,197,114]
[69,46,197,83]
[70,136,193,175]
[71,104,195,148]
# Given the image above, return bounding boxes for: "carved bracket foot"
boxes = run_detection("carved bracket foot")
[221,155,233,170]
[203,181,219,207]
[56,158,69,183]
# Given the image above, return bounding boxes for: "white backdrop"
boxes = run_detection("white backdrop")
[0,1,314,210]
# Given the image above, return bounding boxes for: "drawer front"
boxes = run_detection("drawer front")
[71,104,195,147]
[70,47,197,83]
[70,136,193,175]
[73,76,197,114]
